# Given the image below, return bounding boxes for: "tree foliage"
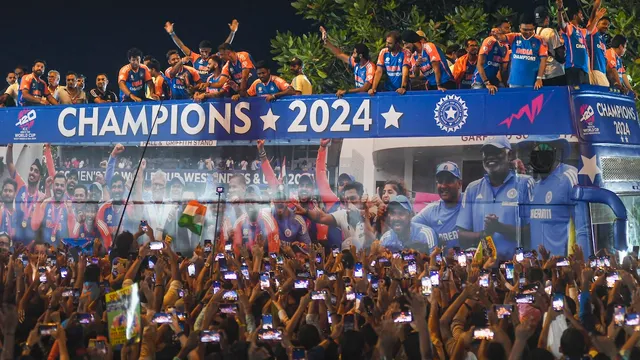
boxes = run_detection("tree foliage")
[272,0,640,94]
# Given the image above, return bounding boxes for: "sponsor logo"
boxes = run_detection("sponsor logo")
[498,94,545,129]
[434,94,468,133]
[530,208,552,219]
[579,104,600,135]
[14,109,37,141]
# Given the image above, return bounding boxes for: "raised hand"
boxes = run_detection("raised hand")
[164,22,174,34]
[111,143,125,157]
[229,19,239,32]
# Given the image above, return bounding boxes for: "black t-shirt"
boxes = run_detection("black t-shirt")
[88,88,118,103]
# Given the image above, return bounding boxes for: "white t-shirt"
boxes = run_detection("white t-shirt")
[240,160,248,170]
[331,208,365,250]
[4,83,19,104]
[537,27,565,79]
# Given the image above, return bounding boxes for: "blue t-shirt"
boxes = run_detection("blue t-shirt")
[412,199,461,248]
[349,56,375,88]
[523,163,589,256]
[472,37,508,85]
[380,222,438,252]
[456,172,533,260]
[588,31,608,74]
[272,208,311,245]
[165,66,200,100]
[418,42,454,86]
[562,23,590,74]
[507,34,548,86]
[376,48,412,91]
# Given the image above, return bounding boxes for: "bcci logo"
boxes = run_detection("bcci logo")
[14,109,37,141]
[434,94,468,133]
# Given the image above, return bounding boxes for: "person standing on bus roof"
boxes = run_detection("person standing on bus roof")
[587,8,612,87]
[607,35,637,98]
[369,30,412,95]
[165,50,202,100]
[413,162,463,249]
[456,136,533,260]
[402,30,456,91]
[233,61,295,102]
[471,28,508,94]
[320,26,376,97]
[289,58,313,95]
[503,14,548,89]
[118,48,157,102]
[453,39,480,89]
[518,136,590,257]
[534,6,567,86]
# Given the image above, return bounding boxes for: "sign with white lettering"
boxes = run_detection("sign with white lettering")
[573,89,640,144]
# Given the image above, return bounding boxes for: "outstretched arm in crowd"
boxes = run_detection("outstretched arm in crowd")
[315,139,340,209]
[256,139,279,191]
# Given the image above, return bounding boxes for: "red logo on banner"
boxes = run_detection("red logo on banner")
[498,94,545,129]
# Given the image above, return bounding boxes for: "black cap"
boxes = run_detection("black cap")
[401,30,422,44]
[534,6,549,25]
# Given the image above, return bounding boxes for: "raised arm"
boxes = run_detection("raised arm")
[224,19,239,44]
[164,22,193,57]
[256,140,279,191]
[320,27,350,64]
[586,0,602,31]
[315,139,340,209]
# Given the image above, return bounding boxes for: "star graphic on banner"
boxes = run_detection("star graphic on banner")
[578,155,601,183]
[381,105,403,129]
[260,108,280,131]
[445,106,457,120]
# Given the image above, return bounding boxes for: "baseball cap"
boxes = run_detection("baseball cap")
[481,136,512,151]
[388,195,413,213]
[169,175,185,187]
[534,6,549,25]
[89,182,103,193]
[436,162,462,180]
[401,30,422,44]
[518,135,571,159]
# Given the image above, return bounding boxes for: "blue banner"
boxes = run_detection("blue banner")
[0,87,579,145]
[572,87,640,145]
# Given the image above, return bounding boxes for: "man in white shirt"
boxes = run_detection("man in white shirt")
[55,72,88,105]
[534,6,567,86]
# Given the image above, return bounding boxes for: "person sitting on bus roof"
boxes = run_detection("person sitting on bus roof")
[232,61,295,102]
[320,26,376,97]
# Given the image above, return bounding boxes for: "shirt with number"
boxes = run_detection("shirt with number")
[606,48,626,84]
[505,33,548,86]
[165,65,200,100]
[453,54,477,89]
[413,198,462,248]
[472,37,508,85]
[291,74,313,95]
[456,172,533,260]
[376,48,412,91]
[523,163,589,256]
[221,52,257,87]
[247,75,290,96]
[349,57,376,88]
[380,223,437,253]
[18,74,50,106]
[118,64,152,101]
[414,42,453,86]
[561,23,590,74]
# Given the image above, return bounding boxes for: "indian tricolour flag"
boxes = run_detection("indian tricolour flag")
[178,200,207,235]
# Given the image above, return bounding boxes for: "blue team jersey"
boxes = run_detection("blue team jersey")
[18,74,50,106]
[206,74,226,94]
[417,42,454,86]
[189,52,211,78]
[40,202,72,244]
[380,223,438,252]
[14,184,44,244]
[247,76,290,96]
[118,64,152,100]
[506,34,548,86]
[562,24,590,74]
[412,199,461,248]
[349,57,376,88]
[588,31,608,73]
[165,66,201,100]
[376,48,412,91]
[524,164,589,256]
[457,172,533,260]
[473,37,508,85]
[272,209,311,245]
[0,206,16,238]
[221,51,257,86]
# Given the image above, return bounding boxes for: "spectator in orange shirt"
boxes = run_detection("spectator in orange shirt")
[233,61,294,102]
[148,60,171,100]
[453,39,480,89]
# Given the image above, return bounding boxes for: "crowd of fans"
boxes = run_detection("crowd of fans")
[0,0,636,108]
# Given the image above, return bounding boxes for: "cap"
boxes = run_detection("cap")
[481,136,512,151]
[518,135,571,159]
[416,30,427,38]
[338,173,354,182]
[534,6,549,24]
[436,161,462,180]
[169,175,185,187]
[89,182,103,193]
[401,30,422,44]
[388,195,413,213]
[298,173,314,184]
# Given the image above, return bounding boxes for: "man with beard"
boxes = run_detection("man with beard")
[96,174,135,249]
[31,173,76,245]
[194,56,230,101]
[47,70,60,96]
[72,184,87,213]
[18,59,58,106]
[402,30,456,91]
[72,204,106,245]
[0,179,18,238]
[587,12,615,87]
[6,144,55,244]
[65,169,78,200]
[453,40,480,89]
[232,186,280,256]
[55,72,87,105]
[118,48,157,102]
[216,43,257,97]
[370,31,411,95]
[380,195,437,252]
[89,182,104,204]
[413,162,463,248]
[165,50,202,100]
[518,136,589,256]
[270,189,311,246]
[456,136,533,260]
[235,61,295,102]
[141,168,169,240]
[472,28,509,94]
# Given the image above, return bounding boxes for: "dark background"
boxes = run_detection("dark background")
[0,1,550,89]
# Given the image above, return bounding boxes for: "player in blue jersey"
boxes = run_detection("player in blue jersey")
[0,179,17,239]
[402,30,456,91]
[217,43,257,97]
[235,61,295,102]
[18,59,58,106]
[165,50,202,100]
[118,48,157,102]
[587,9,613,86]
[31,173,76,245]
[456,136,533,260]
[147,60,172,100]
[518,136,589,257]
[504,14,548,89]
[380,195,437,253]
[472,29,508,94]
[607,35,636,98]
[194,55,231,101]
[413,162,463,249]
[370,31,412,95]
[320,27,376,96]
[164,20,238,78]
[271,189,311,246]
[453,40,480,89]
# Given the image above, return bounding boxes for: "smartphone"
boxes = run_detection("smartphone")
[200,330,221,343]
[344,314,355,331]
[203,239,212,253]
[241,265,249,279]
[140,220,148,232]
[212,281,221,294]
[522,284,539,295]
[276,255,284,265]
[429,270,440,287]
[294,279,309,289]
[589,255,598,268]
[215,252,225,261]
[258,328,283,341]
[473,327,494,340]
[262,314,273,329]
[292,347,306,360]
[494,305,513,319]
[62,288,80,298]
[515,294,534,304]
[407,261,417,277]
[505,263,514,280]
[88,339,107,354]
[457,252,467,267]
[332,246,339,257]
[479,272,489,288]
[224,243,232,252]
[316,269,324,279]
[606,272,619,288]
[378,257,390,266]
[354,262,363,278]
[515,247,524,262]
[19,253,28,267]
[173,311,187,322]
[435,254,443,265]
[519,273,526,287]
[260,273,270,290]
[78,313,95,324]
[223,290,238,301]
[552,293,564,312]
[219,257,228,272]
[39,323,57,336]
[392,252,401,259]
[421,276,432,296]
[38,266,47,283]
[614,306,626,326]
[223,271,237,280]
[345,285,355,301]
[149,241,164,250]
[147,256,156,269]
[188,263,196,277]
[60,266,68,278]
[626,313,640,326]
[392,311,413,323]
[556,257,570,267]
[342,276,351,285]
[315,254,322,264]
[219,304,238,314]
[152,312,172,324]
[402,253,415,261]
[264,262,272,272]
[355,292,364,309]
[311,290,326,300]
[327,273,337,281]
